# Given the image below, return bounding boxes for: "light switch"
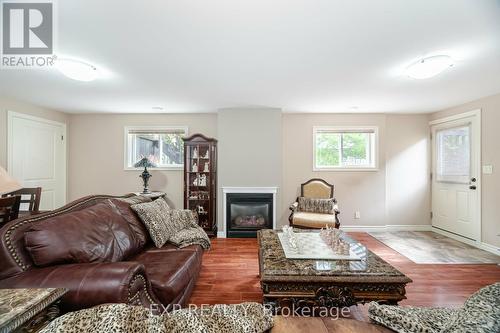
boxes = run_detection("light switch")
[482,165,493,174]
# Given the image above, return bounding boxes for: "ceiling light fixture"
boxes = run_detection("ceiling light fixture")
[406,55,454,79]
[55,58,99,82]
[152,106,164,111]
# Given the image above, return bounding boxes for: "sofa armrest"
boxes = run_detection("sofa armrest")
[289,202,299,212]
[0,262,161,311]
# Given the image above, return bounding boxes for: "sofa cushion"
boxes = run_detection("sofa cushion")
[110,197,151,248]
[130,246,202,305]
[131,199,172,248]
[24,200,144,267]
[297,197,335,214]
[292,212,337,228]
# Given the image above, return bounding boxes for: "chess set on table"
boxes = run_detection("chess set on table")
[277,226,362,260]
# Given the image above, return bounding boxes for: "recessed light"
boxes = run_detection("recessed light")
[55,58,99,82]
[406,55,454,79]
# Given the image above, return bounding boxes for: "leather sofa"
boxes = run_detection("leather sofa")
[0,194,203,311]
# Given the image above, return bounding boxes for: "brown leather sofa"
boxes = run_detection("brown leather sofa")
[0,195,203,311]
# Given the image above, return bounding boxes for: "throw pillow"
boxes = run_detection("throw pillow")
[297,197,335,214]
[25,200,144,267]
[131,199,172,248]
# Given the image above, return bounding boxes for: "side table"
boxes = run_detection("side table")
[134,191,166,200]
[0,288,67,333]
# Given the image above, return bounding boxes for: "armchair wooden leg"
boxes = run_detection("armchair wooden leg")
[334,213,340,229]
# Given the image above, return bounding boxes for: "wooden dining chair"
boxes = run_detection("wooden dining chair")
[2,187,42,215]
[0,195,21,225]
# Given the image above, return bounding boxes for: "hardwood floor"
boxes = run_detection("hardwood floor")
[189,232,500,319]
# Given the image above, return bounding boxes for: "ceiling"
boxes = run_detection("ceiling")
[1,0,499,114]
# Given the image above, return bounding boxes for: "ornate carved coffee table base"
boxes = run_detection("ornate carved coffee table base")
[262,282,407,315]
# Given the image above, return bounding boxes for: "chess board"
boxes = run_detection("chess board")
[277,232,362,260]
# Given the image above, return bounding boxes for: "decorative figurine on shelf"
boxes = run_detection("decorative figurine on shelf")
[203,150,210,159]
[134,157,157,194]
[192,162,198,172]
[193,177,198,186]
[197,205,206,214]
[199,174,207,186]
[192,147,198,159]
[203,162,210,172]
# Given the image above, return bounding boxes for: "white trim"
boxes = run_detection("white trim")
[217,231,226,238]
[340,224,432,233]
[430,109,482,242]
[7,111,67,205]
[429,109,481,125]
[432,226,499,257]
[221,186,279,237]
[123,125,188,171]
[312,126,379,171]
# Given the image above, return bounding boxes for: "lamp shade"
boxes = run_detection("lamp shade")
[134,157,157,168]
[0,166,22,195]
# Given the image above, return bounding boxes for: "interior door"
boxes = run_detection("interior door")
[431,112,480,240]
[8,112,66,210]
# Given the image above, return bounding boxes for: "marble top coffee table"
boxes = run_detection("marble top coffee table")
[0,288,67,333]
[257,230,412,314]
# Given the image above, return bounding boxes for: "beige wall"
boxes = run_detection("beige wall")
[68,113,217,209]
[217,108,283,230]
[0,95,69,170]
[282,113,431,228]
[430,92,500,248]
[385,115,430,226]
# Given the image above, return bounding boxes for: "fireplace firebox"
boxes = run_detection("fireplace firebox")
[226,193,273,238]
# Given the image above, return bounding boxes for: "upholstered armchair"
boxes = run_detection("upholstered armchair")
[289,178,340,229]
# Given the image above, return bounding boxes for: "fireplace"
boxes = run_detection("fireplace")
[226,193,273,238]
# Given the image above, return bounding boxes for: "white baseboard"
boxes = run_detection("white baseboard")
[340,224,432,232]
[216,231,226,238]
[479,242,500,256]
[431,226,500,257]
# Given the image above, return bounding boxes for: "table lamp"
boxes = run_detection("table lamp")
[0,166,21,195]
[134,157,157,194]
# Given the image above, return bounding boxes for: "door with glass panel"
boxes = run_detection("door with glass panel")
[431,112,480,240]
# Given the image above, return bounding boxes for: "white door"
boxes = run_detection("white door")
[8,112,66,210]
[431,111,480,241]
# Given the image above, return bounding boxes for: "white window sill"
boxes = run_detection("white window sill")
[124,166,184,171]
[313,167,379,172]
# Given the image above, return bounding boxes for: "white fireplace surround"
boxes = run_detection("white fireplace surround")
[220,186,278,238]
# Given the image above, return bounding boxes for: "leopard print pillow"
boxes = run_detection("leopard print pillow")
[131,198,172,248]
[297,197,335,214]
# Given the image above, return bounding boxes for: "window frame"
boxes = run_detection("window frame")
[312,126,379,171]
[123,125,188,171]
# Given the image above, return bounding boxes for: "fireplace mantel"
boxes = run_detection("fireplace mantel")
[221,186,278,238]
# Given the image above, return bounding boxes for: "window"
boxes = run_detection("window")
[124,126,188,170]
[313,127,378,170]
[436,125,470,183]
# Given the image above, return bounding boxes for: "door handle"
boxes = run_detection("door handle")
[469,185,477,190]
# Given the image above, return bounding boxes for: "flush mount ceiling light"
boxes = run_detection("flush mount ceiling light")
[55,58,99,82]
[406,55,454,79]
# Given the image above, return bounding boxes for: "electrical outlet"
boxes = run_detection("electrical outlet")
[354,211,361,219]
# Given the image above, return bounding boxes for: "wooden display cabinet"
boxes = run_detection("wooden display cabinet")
[183,134,217,237]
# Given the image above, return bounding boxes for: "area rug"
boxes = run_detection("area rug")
[368,231,500,264]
